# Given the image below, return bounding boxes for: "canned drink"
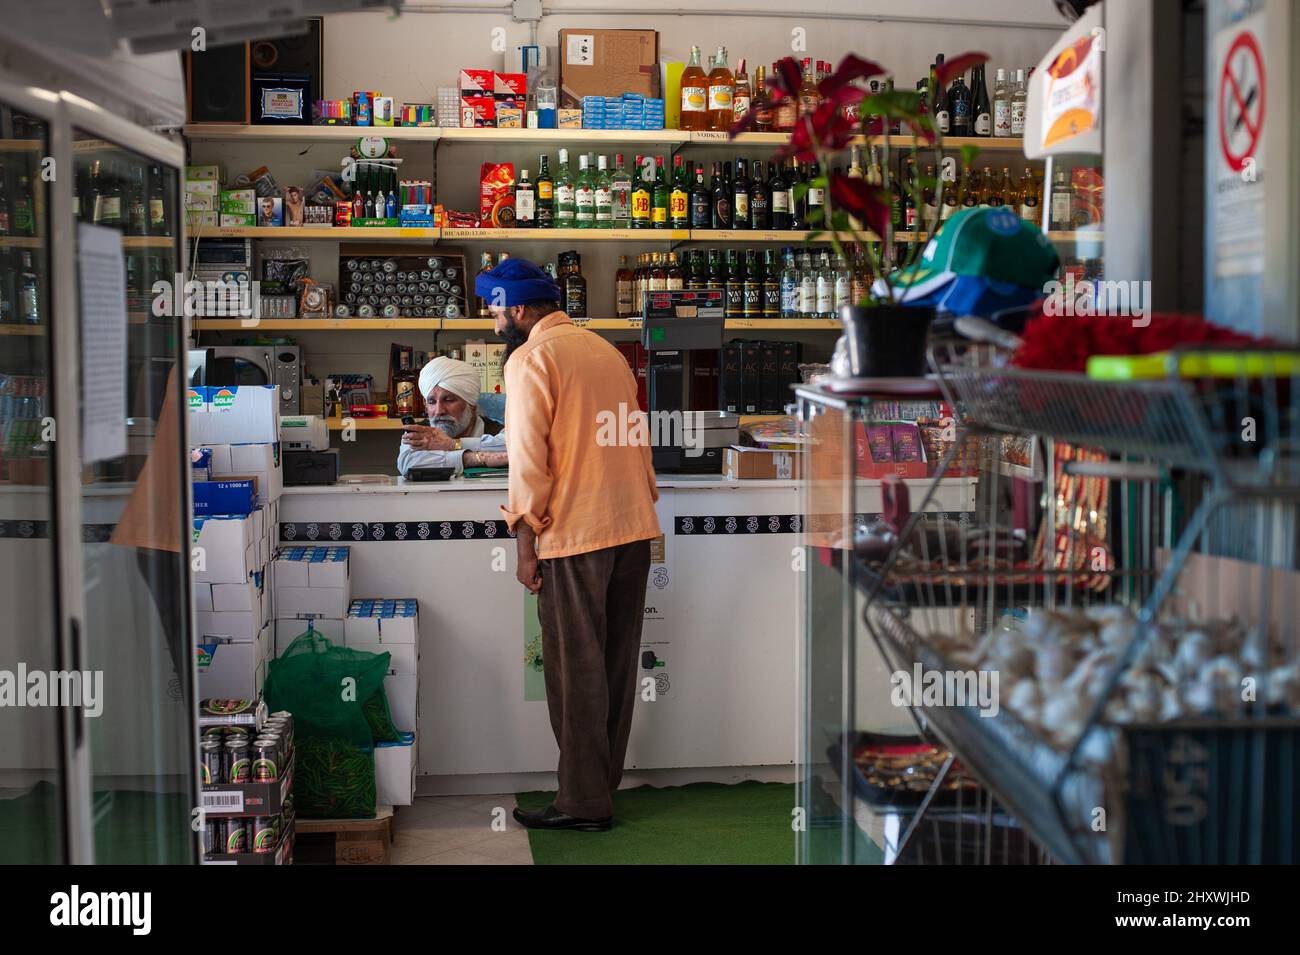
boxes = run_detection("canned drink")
[252,739,279,782]
[202,725,226,738]
[200,736,223,785]
[203,818,221,855]
[252,815,278,853]
[265,721,293,757]
[223,817,248,854]
[225,737,251,784]
[426,257,441,269]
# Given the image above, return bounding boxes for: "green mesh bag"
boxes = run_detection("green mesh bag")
[265,629,391,818]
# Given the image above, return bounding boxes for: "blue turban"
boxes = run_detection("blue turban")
[473,257,561,308]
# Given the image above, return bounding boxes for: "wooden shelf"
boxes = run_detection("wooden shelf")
[325,416,407,431]
[192,226,920,243]
[726,318,841,329]
[443,227,689,241]
[183,125,1027,153]
[0,236,43,248]
[122,236,177,249]
[0,139,42,152]
[0,324,44,336]
[1048,230,1104,242]
[195,316,841,333]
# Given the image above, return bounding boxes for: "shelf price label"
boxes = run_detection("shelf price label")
[692,131,729,142]
[571,317,589,327]
[627,317,642,328]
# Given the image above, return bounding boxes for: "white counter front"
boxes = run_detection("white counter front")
[276,475,976,794]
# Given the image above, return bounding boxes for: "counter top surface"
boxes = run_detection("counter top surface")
[281,474,804,494]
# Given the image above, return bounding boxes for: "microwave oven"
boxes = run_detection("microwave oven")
[188,345,301,415]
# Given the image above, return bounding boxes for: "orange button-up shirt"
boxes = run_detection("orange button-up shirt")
[501,311,661,559]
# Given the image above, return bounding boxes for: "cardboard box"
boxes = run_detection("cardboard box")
[255,197,283,227]
[215,443,283,503]
[193,477,259,516]
[459,68,495,93]
[195,582,214,612]
[375,732,417,807]
[558,29,659,109]
[495,107,523,129]
[186,210,220,229]
[479,162,515,227]
[494,72,527,98]
[185,178,220,199]
[220,213,256,227]
[348,641,418,675]
[723,445,804,481]
[190,386,279,445]
[273,545,350,589]
[274,616,344,655]
[275,586,349,619]
[464,340,506,394]
[384,673,418,731]
[197,608,262,643]
[192,514,257,584]
[197,624,270,699]
[558,108,582,128]
[220,188,256,214]
[186,164,223,182]
[460,95,496,127]
[345,598,419,645]
[213,569,265,613]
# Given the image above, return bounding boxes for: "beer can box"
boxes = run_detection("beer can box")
[273,545,350,589]
[193,477,259,516]
[192,514,257,584]
[204,820,292,865]
[190,385,279,445]
[375,730,417,807]
[274,615,344,655]
[345,598,419,645]
[201,750,293,816]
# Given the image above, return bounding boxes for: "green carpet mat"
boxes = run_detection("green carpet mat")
[516,781,798,865]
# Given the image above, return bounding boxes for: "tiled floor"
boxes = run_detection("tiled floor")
[390,793,534,865]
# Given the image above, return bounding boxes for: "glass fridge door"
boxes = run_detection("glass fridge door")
[0,104,64,863]
[1043,153,1104,286]
[72,126,195,864]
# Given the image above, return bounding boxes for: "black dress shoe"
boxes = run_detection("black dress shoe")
[512,804,611,832]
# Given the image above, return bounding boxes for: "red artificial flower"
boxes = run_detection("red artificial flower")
[936,52,990,87]
[818,54,887,98]
[768,56,803,100]
[830,174,892,239]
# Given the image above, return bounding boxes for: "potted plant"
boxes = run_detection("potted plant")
[731,52,989,377]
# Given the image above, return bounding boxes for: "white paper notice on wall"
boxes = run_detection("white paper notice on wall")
[566,34,594,66]
[78,223,128,465]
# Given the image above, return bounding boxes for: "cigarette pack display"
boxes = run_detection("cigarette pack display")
[375,731,417,807]
[193,514,257,584]
[479,162,515,227]
[193,477,259,516]
[220,213,256,227]
[345,598,419,645]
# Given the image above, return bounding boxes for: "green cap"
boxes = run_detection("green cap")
[893,207,1060,296]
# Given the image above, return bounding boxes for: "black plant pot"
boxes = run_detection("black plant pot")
[840,304,936,378]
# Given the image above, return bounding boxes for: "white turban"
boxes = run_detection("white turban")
[418,356,480,405]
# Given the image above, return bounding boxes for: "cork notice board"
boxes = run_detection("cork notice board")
[558,29,659,108]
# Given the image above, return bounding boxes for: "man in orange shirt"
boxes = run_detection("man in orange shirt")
[478,257,661,832]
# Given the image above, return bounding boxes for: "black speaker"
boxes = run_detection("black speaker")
[249,18,323,108]
[186,42,251,124]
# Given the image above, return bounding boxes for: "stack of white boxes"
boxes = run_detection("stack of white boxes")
[190,384,282,699]
[347,599,420,806]
[271,546,351,654]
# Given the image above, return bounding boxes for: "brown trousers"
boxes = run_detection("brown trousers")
[537,538,652,820]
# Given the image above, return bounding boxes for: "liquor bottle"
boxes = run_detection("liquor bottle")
[649,252,667,292]
[762,249,781,317]
[768,160,790,230]
[733,58,752,126]
[535,158,556,231]
[1000,167,1018,211]
[14,175,35,237]
[707,47,736,132]
[885,78,900,134]
[832,253,851,314]
[666,251,684,290]
[1018,168,1041,223]
[779,247,799,318]
[476,252,495,316]
[352,177,364,220]
[959,167,979,209]
[689,163,710,228]
[921,163,938,224]
[0,164,10,234]
[651,156,669,228]
[19,251,39,324]
[386,186,397,219]
[749,160,769,230]
[574,154,595,228]
[985,167,1004,207]
[940,160,960,221]
[679,45,709,131]
[630,254,645,311]
[148,164,168,235]
[977,166,994,206]
[850,247,870,305]
[593,155,613,228]
[992,69,1012,138]
[669,155,690,230]
[365,190,376,218]
[798,57,820,118]
[555,149,575,226]
[971,64,992,137]
[901,163,918,230]
[932,54,950,134]
[731,158,750,229]
[1049,168,1072,230]
[775,67,799,131]
[815,251,833,319]
[94,161,123,227]
[515,168,536,227]
[805,161,825,228]
[609,153,631,226]
[742,249,762,318]
[631,155,652,228]
[707,248,725,292]
[841,146,864,231]
[889,162,904,229]
[797,251,816,317]
[563,252,588,317]
[948,71,971,136]
[787,159,805,231]
[723,249,743,317]
[710,161,731,229]
[1011,69,1028,136]
[751,65,773,132]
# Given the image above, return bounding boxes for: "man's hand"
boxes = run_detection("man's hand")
[516,525,542,593]
[401,425,456,452]
[478,451,508,468]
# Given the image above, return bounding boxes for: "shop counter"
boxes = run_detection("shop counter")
[277,474,978,793]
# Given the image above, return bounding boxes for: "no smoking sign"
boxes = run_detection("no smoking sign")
[1218,29,1264,172]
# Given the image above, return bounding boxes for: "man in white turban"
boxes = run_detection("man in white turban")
[397,356,508,477]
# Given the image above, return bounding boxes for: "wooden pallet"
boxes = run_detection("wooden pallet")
[295,806,394,865]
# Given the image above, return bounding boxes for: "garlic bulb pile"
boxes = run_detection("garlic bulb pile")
[926,605,1297,752]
